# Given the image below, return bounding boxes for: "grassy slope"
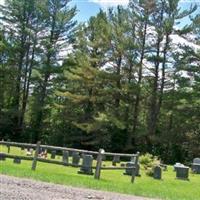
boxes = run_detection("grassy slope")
[0,146,199,200]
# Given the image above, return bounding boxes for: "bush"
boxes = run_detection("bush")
[139,153,160,177]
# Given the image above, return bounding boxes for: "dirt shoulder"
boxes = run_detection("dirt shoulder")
[0,174,157,200]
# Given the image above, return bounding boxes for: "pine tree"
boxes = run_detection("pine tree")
[30,0,77,142]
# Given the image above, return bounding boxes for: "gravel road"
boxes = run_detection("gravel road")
[0,175,156,200]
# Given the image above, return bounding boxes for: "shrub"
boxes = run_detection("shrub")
[139,153,160,177]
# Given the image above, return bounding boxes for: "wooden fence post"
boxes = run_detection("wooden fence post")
[131,152,140,183]
[94,149,104,180]
[31,141,41,171]
[7,139,11,153]
[131,166,136,183]
[7,145,10,153]
[135,151,140,165]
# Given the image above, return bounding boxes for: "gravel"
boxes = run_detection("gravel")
[0,175,155,200]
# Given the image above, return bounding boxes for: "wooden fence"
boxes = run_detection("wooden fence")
[0,141,140,183]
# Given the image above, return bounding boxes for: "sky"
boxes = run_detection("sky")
[0,0,199,22]
[71,0,200,22]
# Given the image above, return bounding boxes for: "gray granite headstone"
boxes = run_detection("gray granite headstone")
[193,158,200,163]
[112,155,120,166]
[79,155,94,175]
[174,163,184,171]
[13,157,21,164]
[62,151,69,165]
[124,162,136,176]
[131,156,136,163]
[130,157,140,176]
[72,152,80,166]
[124,162,140,176]
[0,153,6,161]
[51,150,56,159]
[192,158,200,174]
[153,166,162,180]
[176,166,189,180]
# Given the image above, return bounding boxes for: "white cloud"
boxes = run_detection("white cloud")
[179,0,200,3]
[0,0,4,5]
[171,34,200,51]
[89,0,129,8]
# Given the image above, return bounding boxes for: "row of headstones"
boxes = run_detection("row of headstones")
[152,165,188,181]
[54,151,141,176]
[152,158,200,181]
[0,153,21,164]
[51,151,122,165]
[0,151,140,177]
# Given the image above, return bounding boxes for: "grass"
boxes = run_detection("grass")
[0,145,200,200]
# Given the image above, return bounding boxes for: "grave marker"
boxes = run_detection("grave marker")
[153,166,162,180]
[72,152,80,166]
[51,150,56,159]
[124,162,140,176]
[176,166,189,180]
[0,153,6,161]
[112,155,120,166]
[79,155,94,175]
[192,158,200,174]
[13,157,21,164]
[62,151,69,166]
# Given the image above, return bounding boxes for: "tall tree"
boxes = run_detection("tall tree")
[30,0,77,142]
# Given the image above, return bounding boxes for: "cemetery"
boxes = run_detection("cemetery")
[0,141,200,200]
[0,0,200,199]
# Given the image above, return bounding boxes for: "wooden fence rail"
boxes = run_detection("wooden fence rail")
[0,141,140,183]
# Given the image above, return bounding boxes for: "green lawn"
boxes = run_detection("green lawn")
[0,146,199,200]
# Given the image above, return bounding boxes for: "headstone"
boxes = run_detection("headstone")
[0,153,6,161]
[62,151,69,166]
[13,157,21,164]
[153,166,162,180]
[112,155,120,166]
[51,150,56,159]
[131,156,136,163]
[72,152,80,166]
[124,162,135,175]
[193,158,200,164]
[124,162,140,176]
[81,153,85,158]
[192,158,200,174]
[176,166,189,180]
[102,154,106,161]
[79,155,94,175]
[174,163,184,171]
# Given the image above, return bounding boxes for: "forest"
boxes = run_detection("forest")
[0,0,199,164]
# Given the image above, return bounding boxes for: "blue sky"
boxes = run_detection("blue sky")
[0,0,199,23]
[70,0,200,23]
[72,0,102,22]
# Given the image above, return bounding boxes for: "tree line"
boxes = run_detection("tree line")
[0,0,199,164]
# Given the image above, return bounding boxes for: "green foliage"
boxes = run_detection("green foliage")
[140,153,160,169]
[0,0,199,164]
[140,153,160,177]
